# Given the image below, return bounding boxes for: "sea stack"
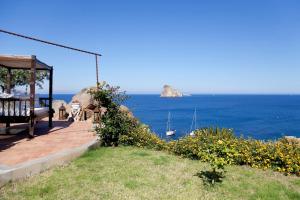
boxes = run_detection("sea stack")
[160,85,183,98]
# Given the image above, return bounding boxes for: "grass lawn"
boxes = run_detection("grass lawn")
[1,146,300,200]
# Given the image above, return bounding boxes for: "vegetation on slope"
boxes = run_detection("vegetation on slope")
[90,83,300,177]
[1,147,299,200]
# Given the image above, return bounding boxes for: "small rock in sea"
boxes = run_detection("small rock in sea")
[160,85,183,98]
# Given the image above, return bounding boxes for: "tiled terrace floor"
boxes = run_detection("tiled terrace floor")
[0,120,96,166]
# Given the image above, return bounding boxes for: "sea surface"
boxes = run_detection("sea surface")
[51,94,300,140]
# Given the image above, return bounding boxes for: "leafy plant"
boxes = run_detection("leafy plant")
[90,82,137,146]
[168,128,300,176]
[119,124,166,150]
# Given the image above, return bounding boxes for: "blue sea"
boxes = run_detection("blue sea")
[51,94,300,140]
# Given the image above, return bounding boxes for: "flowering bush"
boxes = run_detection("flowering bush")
[103,115,300,176]
[119,124,166,151]
[168,128,300,176]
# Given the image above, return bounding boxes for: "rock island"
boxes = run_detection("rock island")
[160,85,183,97]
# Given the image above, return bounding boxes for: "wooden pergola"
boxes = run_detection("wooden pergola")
[0,29,102,138]
[0,55,53,137]
[0,29,101,86]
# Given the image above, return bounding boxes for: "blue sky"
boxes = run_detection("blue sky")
[1,0,300,94]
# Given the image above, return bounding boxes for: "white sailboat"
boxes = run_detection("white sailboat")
[166,112,175,136]
[189,108,197,136]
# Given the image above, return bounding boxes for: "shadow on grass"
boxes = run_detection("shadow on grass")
[195,170,225,186]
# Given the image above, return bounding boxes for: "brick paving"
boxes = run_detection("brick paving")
[0,120,96,166]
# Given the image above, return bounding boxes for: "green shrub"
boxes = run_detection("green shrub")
[119,124,166,150]
[90,82,137,146]
[168,128,300,176]
[95,109,138,146]
[91,82,165,149]
[168,128,237,164]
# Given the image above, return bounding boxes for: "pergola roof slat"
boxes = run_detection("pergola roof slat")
[0,55,51,70]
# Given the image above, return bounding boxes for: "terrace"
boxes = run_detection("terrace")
[0,119,97,187]
[0,54,99,186]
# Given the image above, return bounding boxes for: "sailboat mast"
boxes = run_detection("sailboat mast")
[194,108,197,130]
[169,112,171,131]
[166,112,168,131]
[190,108,197,132]
[166,112,171,131]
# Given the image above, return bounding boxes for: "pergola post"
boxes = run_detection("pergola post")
[29,55,36,137]
[6,68,11,94]
[95,55,99,88]
[5,68,11,127]
[48,66,53,127]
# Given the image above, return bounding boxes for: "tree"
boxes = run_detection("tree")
[0,68,48,92]
[89,82,137,147]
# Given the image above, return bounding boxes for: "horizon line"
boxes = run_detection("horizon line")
[39,92,300,95]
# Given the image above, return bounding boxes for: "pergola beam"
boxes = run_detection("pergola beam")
[0,29,102,86]
[0,29,101,56]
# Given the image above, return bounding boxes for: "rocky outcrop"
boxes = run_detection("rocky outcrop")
[160,85,183,98]
[52,87,135,121]
[120,105,134,118]
[71,87,96,109]
[284,136,300,146]
[52,87,95,120]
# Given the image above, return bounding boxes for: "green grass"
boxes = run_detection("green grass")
[1,146,300,200]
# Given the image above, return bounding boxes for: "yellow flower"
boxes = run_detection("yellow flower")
[218,140,223,145]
